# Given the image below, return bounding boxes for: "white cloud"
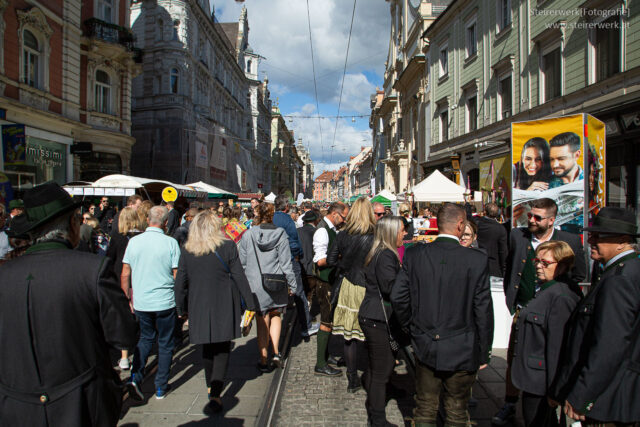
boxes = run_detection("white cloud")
[215,0,389,103]
[301,103,316,115]
[333,73,376,114]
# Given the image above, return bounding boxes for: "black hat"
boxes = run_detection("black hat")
[5,214,30,239]
[302,210,318,222]
[10,181,81,237]
[583,207,639,237]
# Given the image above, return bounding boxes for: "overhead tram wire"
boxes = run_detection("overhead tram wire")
[306,0,324,158]
[329,0,357,165]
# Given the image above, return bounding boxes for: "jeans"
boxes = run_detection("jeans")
[292,260,312,333]
[132,308,176,391]
[414,360,476,427]
[201,342,231,398]
[361,317,396,427]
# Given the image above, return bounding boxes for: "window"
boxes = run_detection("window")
[439,45,448,77]
[498,0,511,32]
[543,48,561,101]
[23,30,40,88]
[246,59,252,73]
[170,68,179,94]
[156,19,163,41]
[467,95,477,131]
[97,0,113,23]
[499,75,512,119]
[172,20,179,41]
[95,70,111,114]
[440,109,449,142]
[595,16,620,81]
[466,22,477,58]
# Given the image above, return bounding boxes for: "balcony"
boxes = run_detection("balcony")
[84,18,135,51]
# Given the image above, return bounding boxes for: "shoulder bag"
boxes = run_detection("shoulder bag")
[372,252,400,353]
[250,233,287,293]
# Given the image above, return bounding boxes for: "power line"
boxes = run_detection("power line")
[285,113,370,120]
[306,0,324,158]
[329,0,357,165]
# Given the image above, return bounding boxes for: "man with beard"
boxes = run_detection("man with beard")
[550,208,640,425]
[549,132,584,233]
[492,197,586,425]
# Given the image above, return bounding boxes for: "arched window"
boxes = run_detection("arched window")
[98,0,114,23]
[246,59,252,73]
[23,30,40,88]
[170,68,179,94]
[156,19,163,41]
[95,70,111,114]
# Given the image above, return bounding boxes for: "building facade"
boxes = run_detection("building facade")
[422,0,640,212]
[130,0,258,191]
[271,105,301,197]
[296,141,314,198]
[347,146,373,197]
[0,0,140,196]
[313,170,333,201]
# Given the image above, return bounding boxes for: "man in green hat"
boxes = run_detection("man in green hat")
[0,181,137,426]
[551,207,640,425]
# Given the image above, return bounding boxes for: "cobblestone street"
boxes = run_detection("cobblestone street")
[274,336,524,427]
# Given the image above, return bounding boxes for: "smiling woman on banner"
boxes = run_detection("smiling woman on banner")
[513,137,553,191]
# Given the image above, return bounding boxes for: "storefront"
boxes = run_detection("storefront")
[1,122,72,195]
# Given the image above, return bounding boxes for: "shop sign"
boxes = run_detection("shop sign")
[620,111,640,131]
[27,143,64,168]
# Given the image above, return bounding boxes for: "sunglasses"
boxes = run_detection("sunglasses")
[374,212,385,217]
[527,212,550,222]
[533,258,557,268]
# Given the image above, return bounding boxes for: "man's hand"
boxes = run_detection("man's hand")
[547,398,560,408]
[479,364,488,370]
[564,400,585,421]
[317,258,327,267]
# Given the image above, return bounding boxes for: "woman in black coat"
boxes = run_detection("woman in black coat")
[511,240,581,427]
[327,197,375,393]
[174,211,257,413]
[359,216,405,427]
[105,206,143,370]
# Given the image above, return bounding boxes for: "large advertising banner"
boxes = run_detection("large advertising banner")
[2,124,26,166]
[511,114,605,234]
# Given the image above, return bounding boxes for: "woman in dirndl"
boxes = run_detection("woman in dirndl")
[327,197,375,393]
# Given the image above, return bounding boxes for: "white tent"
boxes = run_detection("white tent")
[411,169,467,202]
[187,181,235,198]
[376,189,397,201]
[264,192,277,203]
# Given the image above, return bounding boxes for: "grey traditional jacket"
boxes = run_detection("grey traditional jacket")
[238,223,297,313]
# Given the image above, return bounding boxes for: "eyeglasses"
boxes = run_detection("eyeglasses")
[461,233,473,239]
[533,258,557,268]
[527,212,550,222]
[374,212,385,217]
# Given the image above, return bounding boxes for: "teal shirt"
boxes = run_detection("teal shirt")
[123,227,181,312]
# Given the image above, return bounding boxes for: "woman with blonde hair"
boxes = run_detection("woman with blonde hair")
[174,211,256,413]
[238,202,297,371]
[327,197,376,392]
[359,216,405,426]
[106,206,144,370]
[137,200,154,229]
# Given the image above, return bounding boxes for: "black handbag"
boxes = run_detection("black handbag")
[251,235,287,292]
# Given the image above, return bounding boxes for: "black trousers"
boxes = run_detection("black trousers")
[522,392,558,427]
[361,317,396,427]
[200,341,231,398]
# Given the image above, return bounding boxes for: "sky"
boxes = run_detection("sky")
[214,0,391,176]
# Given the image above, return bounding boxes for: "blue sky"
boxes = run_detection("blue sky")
[214,0,390,176]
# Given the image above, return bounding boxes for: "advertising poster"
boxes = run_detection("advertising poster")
[480,156,511,209]
[586,115,606,226]
[2,124,26,166]
[512,114,586,233]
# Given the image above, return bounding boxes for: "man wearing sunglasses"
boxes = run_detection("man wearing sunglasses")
[372,202,386,222]
[493,197,586,426]
[550,207,640,425]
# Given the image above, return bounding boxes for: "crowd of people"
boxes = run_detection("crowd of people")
[0,181,638,427]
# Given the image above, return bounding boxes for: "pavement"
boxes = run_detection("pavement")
[118,326,276,427]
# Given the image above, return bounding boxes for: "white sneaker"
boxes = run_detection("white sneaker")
[119,358,131,370]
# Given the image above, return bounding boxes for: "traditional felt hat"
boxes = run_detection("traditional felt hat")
[8,199,24,210]
[301,210,318,222]
[9,181,80,237]
[582,207,639,237]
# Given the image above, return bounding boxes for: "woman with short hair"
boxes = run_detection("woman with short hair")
[460,220,479,248]
[327,197,376,392]
[510,240,581,427]
[359,216,405,426]
[174,211,256,413]
[238,202,297,371]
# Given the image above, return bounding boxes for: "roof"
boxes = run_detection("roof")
[315,171,334,183]
[216,22,238,53]
[235,192,264,201]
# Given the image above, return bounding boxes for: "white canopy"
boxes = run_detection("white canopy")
[376,189,397,201]
[187,181,234,196]
[411,169,467,202]
[90,174,205,198]
[264,192,277,203]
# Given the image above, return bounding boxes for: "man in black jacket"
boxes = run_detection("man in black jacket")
[0,182,137,426]
[391,203,493,427]
[494,197,586,425]
[472,202,508,278]
[551,208,640,425]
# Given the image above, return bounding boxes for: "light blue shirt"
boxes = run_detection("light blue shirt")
[123,226,180,312]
